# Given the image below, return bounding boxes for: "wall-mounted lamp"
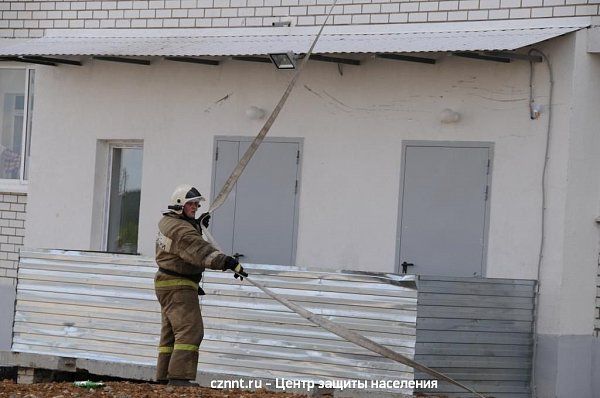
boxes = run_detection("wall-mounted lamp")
[440,108,461,124]
[246,106,266,120]
[269,52,297,69]
[530,103,544,120]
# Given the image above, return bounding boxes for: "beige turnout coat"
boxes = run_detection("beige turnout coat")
[155,212,228,283]
[154,212,230,381]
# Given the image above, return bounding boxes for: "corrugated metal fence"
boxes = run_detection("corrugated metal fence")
[414,276,536,398]
[13,249,417,393]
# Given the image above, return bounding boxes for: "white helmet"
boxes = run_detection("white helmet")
[167,184,205,214]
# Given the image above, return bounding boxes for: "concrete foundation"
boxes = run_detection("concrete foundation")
[535,334,600,398]
[0,282,16,351]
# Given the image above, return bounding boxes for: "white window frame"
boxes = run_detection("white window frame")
[102,141,143,253]
[0,66,34,194]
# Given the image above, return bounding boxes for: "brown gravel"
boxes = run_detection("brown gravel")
[0,380,303,398]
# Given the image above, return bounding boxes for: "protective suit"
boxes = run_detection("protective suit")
[154,185,245,384]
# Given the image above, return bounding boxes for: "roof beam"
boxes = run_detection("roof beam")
[234,54,361,66]
[231,56,272,63]
[309,54,360,66]
[164,56,220,66]
[375,53,436,64]
[23,56,82,66]
[0,56,56,66]
[453,52,511,63]
[93,56,151,65]
[484,51,543,62]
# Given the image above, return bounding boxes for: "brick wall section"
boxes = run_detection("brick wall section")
[0,0,598,37]
[0,193,26,288]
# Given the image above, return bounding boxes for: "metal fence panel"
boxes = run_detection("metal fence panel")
[13,249,417,393]
[414,275,536,398]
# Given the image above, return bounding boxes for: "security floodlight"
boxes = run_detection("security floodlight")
[269,52,296,69]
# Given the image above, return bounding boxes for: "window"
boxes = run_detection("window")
[0,68,34,185]
[105,144,143,254]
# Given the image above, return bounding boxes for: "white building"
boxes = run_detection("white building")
[0,1,599,396]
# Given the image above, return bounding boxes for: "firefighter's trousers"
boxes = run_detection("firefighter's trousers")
[155,286,204,381]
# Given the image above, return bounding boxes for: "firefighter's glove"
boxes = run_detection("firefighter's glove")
[223,256,248,281]
[198,212,211,228]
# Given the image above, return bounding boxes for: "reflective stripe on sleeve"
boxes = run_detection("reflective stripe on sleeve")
[154,279,198,289]
[174,343,199,351]
[158,346,174,354]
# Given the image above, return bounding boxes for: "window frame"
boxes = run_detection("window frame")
[0,66,34,193]
[102,141,144,253]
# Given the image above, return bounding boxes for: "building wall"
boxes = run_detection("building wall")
[596,255,600,336]
[531,29,600,397]
[17,25,599,340]
[24,40,558,277]
[0,0,599,38]
[556,31,600,338]
[528,30,600,338]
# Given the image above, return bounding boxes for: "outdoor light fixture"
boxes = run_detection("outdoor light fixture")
[269,52,297,69]
[530,103,544,120]
[245,106,266,120]
[440,108,461,124]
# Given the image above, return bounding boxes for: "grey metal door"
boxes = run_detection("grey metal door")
[397,143,492,277]
[211,138,300,266]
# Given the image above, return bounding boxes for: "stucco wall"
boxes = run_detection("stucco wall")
[596,255,600,335]
[556,30,600,336]
[25,42,555,277]
[0,0,599,38]
[528,30,600,337]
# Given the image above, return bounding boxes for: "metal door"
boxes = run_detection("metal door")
[397,142,492,277]
[211,138,301,266]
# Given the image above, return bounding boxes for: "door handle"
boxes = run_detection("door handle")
[401,261,414,274]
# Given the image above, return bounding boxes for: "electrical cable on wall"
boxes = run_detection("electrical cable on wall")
[527,47,554,398]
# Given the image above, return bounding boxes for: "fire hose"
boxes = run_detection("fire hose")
[199,3,486,396]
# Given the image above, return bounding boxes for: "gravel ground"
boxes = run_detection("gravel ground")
[0,380,303,398]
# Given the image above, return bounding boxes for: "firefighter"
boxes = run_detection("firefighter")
[154,184,246,387]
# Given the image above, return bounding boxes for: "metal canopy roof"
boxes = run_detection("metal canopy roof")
[0,17,591,57]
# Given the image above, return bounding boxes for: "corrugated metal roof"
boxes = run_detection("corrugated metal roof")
[0,18,591,56]
[14,249,417,394]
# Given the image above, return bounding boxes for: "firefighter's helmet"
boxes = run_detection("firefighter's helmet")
[167,184,205,213]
